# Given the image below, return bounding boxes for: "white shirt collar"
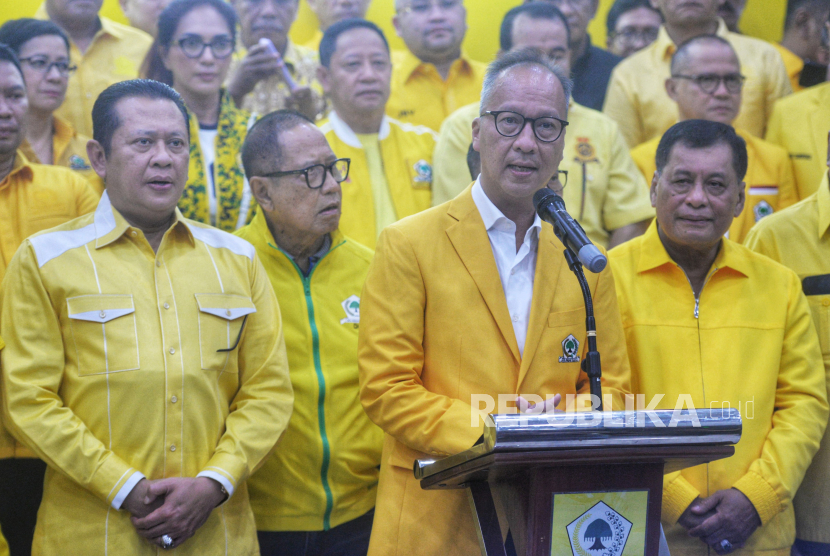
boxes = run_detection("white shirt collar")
[326,110,391,149]
[471,177,542,238]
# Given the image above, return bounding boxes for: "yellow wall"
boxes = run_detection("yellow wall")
[4,0,787,62]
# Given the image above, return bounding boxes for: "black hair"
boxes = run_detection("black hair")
[606,0,662,35]
[0,18,70,55]
[92,79,190,157]
[140,0,238,85]
[670,34,735,74]
[466,142,480,181]
[241,109,315,178]
[319,18,389,68]
[500,3,571,52]
[0,43,24,84]
[785,0,830,28]
[655,120,748,181]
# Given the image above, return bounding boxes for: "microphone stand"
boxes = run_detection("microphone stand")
[561,248,603,411]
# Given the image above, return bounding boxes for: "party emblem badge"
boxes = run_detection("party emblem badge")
[567,501,633,556]
[559,334,580,363]
[574,138,597,164]
[69,155,91,170]
[753,200,773,222]
[340,295,360,325]
[412,159,433,183]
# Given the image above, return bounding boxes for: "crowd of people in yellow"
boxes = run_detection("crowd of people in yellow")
[1,0,830,555]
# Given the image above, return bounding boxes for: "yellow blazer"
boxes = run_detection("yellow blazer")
[358,185,632,556]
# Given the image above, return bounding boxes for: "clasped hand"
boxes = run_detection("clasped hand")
[122,477,226,549]
[678,489,761,553]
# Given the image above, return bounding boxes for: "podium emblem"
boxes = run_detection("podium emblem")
[566,501,633,556]
[559,334,580,363]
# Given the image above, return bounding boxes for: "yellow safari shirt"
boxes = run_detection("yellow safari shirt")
[609,222,828,556]
[19,116,103,195]
[318,111,436,249]
[386,49,486,132]
[35,5,152,138]
[745,174,830,543]
[0,338,9,556]
[236,212,383,531]
[766,81,830,200]
[772,43,804,94]
[630,128,798,243]
[0,193,294,556]
[431,101,654,247]
[603,20,792,148]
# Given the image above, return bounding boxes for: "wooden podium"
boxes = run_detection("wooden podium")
[415,409,741,556]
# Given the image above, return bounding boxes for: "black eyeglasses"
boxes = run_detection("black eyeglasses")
[672,73,745,94]
[175,34,235,59]
[259,158,351,189]
[18,56,76,77]
[611,27,660,44]
[482,111,569,143]
[555,170,568,189]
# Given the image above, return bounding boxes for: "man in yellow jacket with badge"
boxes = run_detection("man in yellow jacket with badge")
[317,19,436,249]
[610,120,828,556]
[630,35,797,243]
[236,110,383,556]
[358,49,632,556]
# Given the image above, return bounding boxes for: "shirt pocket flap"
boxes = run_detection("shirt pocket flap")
[67,295,135,323]
[547,308,584,328]
[195,294,257,321]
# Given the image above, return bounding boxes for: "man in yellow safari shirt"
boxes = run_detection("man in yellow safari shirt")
[236,110,383,556]
[0,79,294,555]
[432,3,653,248]
[386,0,486,132]
[630,35,797,243]
[745,133,830,556]
[610,120,828,556]
[317,19,436,249]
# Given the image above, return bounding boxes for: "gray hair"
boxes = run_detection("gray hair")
[480,48,572,115]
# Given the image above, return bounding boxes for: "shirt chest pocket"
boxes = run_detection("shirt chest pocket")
[67,295,139,376]
[196,294,257,372]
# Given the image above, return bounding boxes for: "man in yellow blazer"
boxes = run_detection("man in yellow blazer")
[358,49,633,556]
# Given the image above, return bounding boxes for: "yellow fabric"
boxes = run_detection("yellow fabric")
[0,193,294,555]
[35,5,152,138]
[179,90,255,232]
[318,114,435,249]
[603,20,792,148]
[386,49,486,132]
[302,29,324,52]
[765,81,830,200]
[231,41,327,120]
[609,221,828,556]
[358,186,632,556]
[772,43,805,93]
[630,129,798,243]
[0,341,8,556]
[745,174,830,543]
[236,213,382,531]
[432,102,654,248]
[356,133,397,239]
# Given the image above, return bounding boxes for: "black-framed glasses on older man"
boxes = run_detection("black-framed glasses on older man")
[481,111,569,143]
[671,73,745,94]
[259,158,351,189]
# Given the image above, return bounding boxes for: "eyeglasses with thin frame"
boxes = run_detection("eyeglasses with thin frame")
[399,0,462,15]
[611,27,659,44]
[671,73,745,94]
[18,56,77,77]
[482,111,569,143]
[259,158,351,189]
[175,34,235,59]
[555,170,568,190]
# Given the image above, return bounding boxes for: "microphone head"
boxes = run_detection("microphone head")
[533,187,556,212]
[578,244,608,273]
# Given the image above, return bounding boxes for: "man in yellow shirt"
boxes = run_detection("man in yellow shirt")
[34,0,152,137]
[433,3,653,248]
[228,0,326,120]
[359,48,632,556]
[610,119,828,556]
[603,0,791,148]
[744,135,830,556]
[773,0,830,93]
[386,0,486,132]
[236,110,383,556]
[0,45,99,556]
[303,0,371,50]
[630,35,797,243]
[0,79,294,555]
[317,20,436,249]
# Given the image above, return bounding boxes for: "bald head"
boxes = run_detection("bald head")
[670,34,737,74]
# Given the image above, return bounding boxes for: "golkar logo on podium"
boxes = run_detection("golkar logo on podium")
[559,334,580,363]
[566,501,632,556]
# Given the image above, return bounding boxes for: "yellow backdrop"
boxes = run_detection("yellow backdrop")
[4,0,787,65]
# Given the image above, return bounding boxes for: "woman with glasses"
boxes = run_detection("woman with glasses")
[0,19,103,194]
[141,0,255,231]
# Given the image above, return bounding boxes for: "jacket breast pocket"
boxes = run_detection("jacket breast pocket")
[196,294,257,372]
[67,294,139,376]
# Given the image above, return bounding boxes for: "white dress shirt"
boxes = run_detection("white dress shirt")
[471,178,542,356]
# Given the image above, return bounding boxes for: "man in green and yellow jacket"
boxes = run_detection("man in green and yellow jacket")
[235,109,382,556]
